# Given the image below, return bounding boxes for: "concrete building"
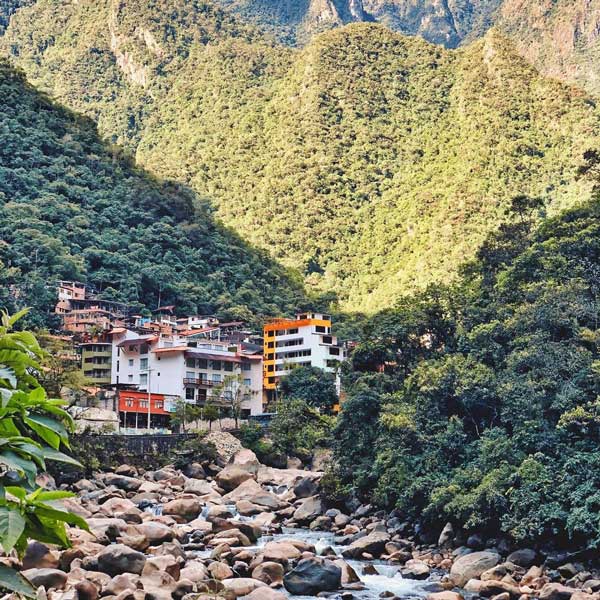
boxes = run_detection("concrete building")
[80,341,112,385]
[109,329,263,417]
[263,312,347,400]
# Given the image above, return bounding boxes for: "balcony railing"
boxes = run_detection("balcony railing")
[183,378,217,387]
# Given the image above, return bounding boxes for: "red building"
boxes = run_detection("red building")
[118,390,171,430]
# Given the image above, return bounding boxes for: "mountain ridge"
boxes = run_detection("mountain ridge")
[2,2,599,312]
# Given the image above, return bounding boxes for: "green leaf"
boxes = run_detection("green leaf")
[6,308,30,328]
[32,490,75,502]
[33,505,89,530]
[0,451,37,486]
[0,563,35,597]
[41,447,81,467]
[5,487,26,501]
[24,417,60,450]
[0,505,26,552]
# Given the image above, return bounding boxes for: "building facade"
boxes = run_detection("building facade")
[80,341,112,385]
[263,312,347,399]
[109,329,264,416]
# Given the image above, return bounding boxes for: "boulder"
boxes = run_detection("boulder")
[293,495,323,523]
[428,593,464,600]
[507,548,538,568]
[252,561,285,586]
[262,541,302,563]
[96,544,147,576]
[293,477,319,499]
[438,523,455,548]
[222,577,268,597]
[183,479,214,496]
[162,498,202,521]
[180,561,209,583]
[333,559,360,584]
[103,474,142,492]
[22,542,59,570]
[539,583,576,600]
[450,551,501,586]
[341,531,390,559]
[478,580,521,599]
[135,522,174,545]
[283,558,341,596]
[75,580,99,600]
[402,559,431,580]
[245,589,286,600]
[236,500,263,516]
[21,568,68,590]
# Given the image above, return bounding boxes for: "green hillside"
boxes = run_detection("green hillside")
[0,59,304,327]
[3,2,599,312]
[332,188,600,546]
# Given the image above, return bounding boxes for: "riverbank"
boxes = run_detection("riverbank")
[12,437,600,600]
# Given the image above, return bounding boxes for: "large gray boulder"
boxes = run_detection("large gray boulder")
[450,551,501,586]
[162,498,202,521]
[283,558,341,596]
[507,548,538,568]
[216,464,255,492]
[96,544,147,576]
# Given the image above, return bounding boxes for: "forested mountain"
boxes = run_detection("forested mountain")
[2,1,597,312]
[332,187,600,547]
[0,59,305,327]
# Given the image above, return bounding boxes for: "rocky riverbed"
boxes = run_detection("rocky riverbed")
[9,435,600,600]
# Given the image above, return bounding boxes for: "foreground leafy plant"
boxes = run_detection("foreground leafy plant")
[0,309,88,596]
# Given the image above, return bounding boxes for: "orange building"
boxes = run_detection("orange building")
[263,312,346,402]
[118,390,171,430]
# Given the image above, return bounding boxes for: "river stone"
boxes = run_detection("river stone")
[222,577,268,597]
[334,559,361,584]
[103,474,142,492]
[450,551,501,586]
[22,568,68,590]
[183,479,214,496]
[216,465,254,492]
[163,498,202,521]
[293,477,319,499]
[135,522,174,545]
[293,495,323,523]
[438,522,455,548]
[252,561,285,586]
[245,589,286,600]
[22,542,59,570]
[507,548,538,568]
[402,559,431,580]
[75,580,99,600]
[341,531,390,559]
[180,561,209,583]
[428,593,464,600]
[539,583,576,600]
[283,557,342,596]
[477,580,521,598]
[96,544,147,576]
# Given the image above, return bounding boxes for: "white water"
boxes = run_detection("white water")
[258,528,434,599]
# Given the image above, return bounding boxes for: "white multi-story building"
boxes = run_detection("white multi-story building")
[263,312,347,401]
[109,328,263,416]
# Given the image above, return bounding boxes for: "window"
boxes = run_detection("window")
[242,362,251,371]
[139,400,148,408]
[267,341,274,348]
[267,364,274,372]
[243,378,251,386]
[288,328,298,334]
[224,362,233,372]
[266,353,274,361]
[185,388,195,400]
[316,326,326,333]
[186,358,195,368]
[128,345,136,352]
[155,401,163,409]
[186,371,195,380]
[116,360,120,372]
[323,335,332,344]
[140,344,148,355]
[197,359,208,370]
[266,330,274,337]
[326,359,340,368]
[329,347,340,355]
[128,359,134,367]
[212,374,221,383]
[212,360,221,371]
[139,373,148,386]
[128,374,133,382]
[125,399,134,407]
[140,358,148,370]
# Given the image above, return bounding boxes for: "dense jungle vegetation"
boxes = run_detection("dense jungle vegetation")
[328,186,600,549]
[2,1,599,312]
[0,59,305,328]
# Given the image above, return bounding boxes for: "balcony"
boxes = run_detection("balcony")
[183,378,217,387]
